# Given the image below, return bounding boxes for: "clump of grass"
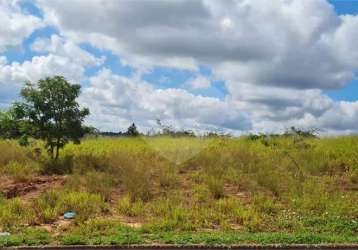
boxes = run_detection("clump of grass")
[32,190,107,223]
[41,155,74,175]
[73,154,109,173]
[252,192,279,215]
[117,195,145,217]
[157,165,178,189]
[0,161,39,182]
[0,228,51,247]
[32,189,61,223]
[0,140,31,167]
[118,158,153,202]
[65,171,114,201]
[59,219,142,245]
[54,191,108,223]
[192,184,211,203]
[0,198,35,230]
[205,176,225,199]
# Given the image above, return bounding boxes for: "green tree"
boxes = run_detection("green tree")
[13,76,90,159]
[0,109,22,139]
[126,123,139,136]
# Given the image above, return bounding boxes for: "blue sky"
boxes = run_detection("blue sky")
[1,0,358,134]
[327,0,358,101]
[9,0,356,102]
[330,0,358,15]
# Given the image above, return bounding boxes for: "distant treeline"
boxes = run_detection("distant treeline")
[95,123,318,139]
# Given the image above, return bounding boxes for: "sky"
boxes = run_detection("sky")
[1,0,358,135]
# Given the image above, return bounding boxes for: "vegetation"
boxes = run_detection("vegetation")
[0,75,356,246]
[0,109,22,139]
[0,135,357,246]
[3,76,89,159]
[126,123,140,137]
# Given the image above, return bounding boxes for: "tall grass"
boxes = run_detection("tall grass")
[0,135,357,235]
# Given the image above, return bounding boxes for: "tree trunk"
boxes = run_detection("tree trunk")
[55,138,60,160]
[50,145,54,159]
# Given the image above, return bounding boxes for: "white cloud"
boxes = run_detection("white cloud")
[0,35,104,107]
[81,69,251,132]
[36,0,358,89]
[31,34,104,66]
[315,101,358,133]
[0,1,43,52]
[1,0,358,134]
[187,75,211,89]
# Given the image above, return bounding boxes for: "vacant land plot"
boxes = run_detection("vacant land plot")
[0,136,357,246]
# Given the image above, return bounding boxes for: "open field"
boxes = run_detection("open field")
[0,135,357,246]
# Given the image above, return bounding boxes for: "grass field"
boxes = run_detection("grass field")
[0,135,357,246]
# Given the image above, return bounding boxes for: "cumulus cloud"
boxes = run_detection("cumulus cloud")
[1,0,358,134]
[187,75,212,89]
[81,69,251,132]
[0,1,43,52]
[0,34,104,107]
[31,35,104,66]
[36,0,358,90]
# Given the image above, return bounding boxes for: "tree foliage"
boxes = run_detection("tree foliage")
[0,109,22,139]
[12,76,90,159]
[126,123,139,136]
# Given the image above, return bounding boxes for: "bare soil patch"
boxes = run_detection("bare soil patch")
[0,175,66,202]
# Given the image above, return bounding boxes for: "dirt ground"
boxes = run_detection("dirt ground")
[0,175,66,203]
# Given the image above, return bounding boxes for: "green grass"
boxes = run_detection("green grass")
[0,135,357,245]
[0,228,51,247]
[2,224,357,247]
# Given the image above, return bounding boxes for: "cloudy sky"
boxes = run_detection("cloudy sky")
[1,0,358,135]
